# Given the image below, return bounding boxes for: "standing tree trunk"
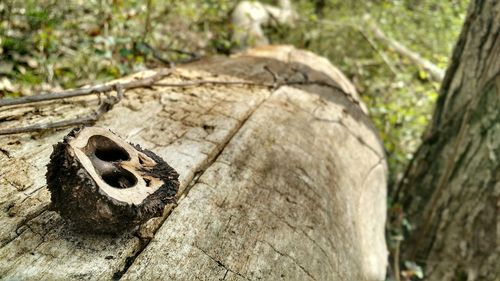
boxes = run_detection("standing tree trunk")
[399,1,499,280]
[0,46,388,280]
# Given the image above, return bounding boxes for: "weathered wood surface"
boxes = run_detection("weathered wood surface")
[0,45,387,280]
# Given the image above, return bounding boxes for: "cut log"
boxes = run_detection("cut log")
[0,45,387,280]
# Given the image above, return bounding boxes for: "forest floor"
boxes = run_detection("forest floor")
[0,1,468,280]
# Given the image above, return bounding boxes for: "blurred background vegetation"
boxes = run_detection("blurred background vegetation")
[0,0,468,279]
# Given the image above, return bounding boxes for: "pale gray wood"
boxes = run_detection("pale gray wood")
[0,46,387,280]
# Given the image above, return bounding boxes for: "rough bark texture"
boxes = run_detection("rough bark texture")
[399,1,499,280]
[0,45,387,280]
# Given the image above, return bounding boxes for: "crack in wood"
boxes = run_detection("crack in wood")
[257,239,317,281]
[260,205,336,271]
[113,90,270,280]
[193,244,250,281]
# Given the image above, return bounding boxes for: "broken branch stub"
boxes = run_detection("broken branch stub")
[46,127,179,233]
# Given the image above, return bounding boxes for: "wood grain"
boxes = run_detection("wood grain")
[0,45,387,280]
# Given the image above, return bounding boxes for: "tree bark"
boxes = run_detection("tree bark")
[398,1,499,280]
[0,45,388,280]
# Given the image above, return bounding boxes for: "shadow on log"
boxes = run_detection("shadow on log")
[0,45,388,280]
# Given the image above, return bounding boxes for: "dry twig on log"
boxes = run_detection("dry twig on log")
[0,65,354,136]
[0,69,172,108]
[356,28,399,76]
[135,42,201,67]
[0,85,125,135]
[0,70,171,135]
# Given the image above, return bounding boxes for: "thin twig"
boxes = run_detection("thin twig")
[0,69,172,107]
[161,46,201,61]
[136,42,173,67]
[314,18,399,76]
[356,28,399,76]
[164,49,202,65]
[155,76,355,107]
[394,238,401,281]
[153,80,273,88]
[0,117,95,135]
[0,70,359,136]
[0,84,126,136]
[141,0,153,43]
[138,42,202,67]
[364,14,444,82]
[263,65,280,89]
[154,78,348,96]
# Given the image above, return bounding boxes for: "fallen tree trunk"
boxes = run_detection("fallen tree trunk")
[0,45,388,280]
